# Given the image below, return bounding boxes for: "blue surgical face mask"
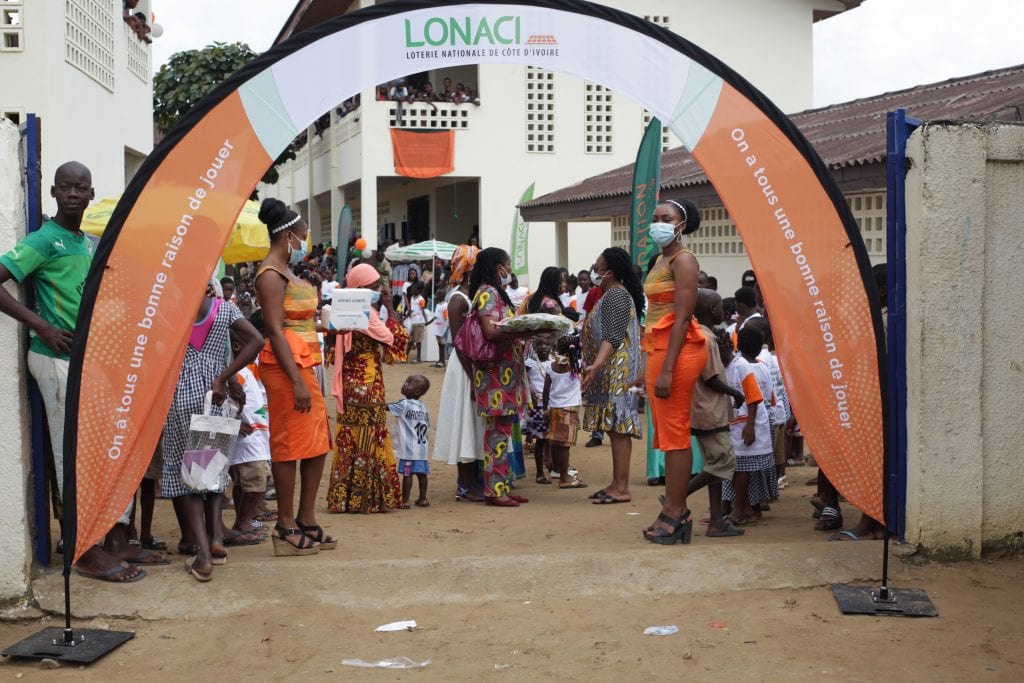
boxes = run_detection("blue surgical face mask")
[649,222,680,247]
[369,290,381,305]
[288,232,308,264]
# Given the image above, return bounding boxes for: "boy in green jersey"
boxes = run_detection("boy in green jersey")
[0,162,164,581]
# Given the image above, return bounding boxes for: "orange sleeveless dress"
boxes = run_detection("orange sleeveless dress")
[256,265,331,462]
[643,251,708,452]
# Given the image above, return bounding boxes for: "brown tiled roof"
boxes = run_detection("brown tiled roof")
[524,63,1024,209]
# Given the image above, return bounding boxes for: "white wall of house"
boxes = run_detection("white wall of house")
[0,0,154,199]
[261,0,841,279]
[0,120,31,602]
[903,121,1024,557]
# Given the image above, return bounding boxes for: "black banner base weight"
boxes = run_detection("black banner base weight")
[2,627,133,664]
[832,583,938,617]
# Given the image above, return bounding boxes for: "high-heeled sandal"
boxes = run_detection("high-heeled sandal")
[295,519,337,550]
[643,511,694,545]
[271,523,320,556]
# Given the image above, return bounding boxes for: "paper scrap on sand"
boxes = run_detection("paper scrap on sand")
[376,620,417,632]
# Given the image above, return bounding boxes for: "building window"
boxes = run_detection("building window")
[644,15,670,30]
[65,0,116,91]
[584,82,613,154]
[124,20,149,83]
[526,66,555,153]
[846,191,887,257]
[1,0,22,52]
[387,102,469,130]
[642,111,679,152]
[611,215,629,250]
[685,205,744,257]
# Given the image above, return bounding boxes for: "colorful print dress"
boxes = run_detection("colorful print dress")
[581,286,643,438]
[326,317,409,513]
[470,285,528,497]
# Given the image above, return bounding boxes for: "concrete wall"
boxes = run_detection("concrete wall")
[904,121,1024,557]
[0,120,32,601]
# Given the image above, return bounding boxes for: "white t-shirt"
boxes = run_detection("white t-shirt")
[431,302,448,337]
[757,348,790,424]
[231,366,271,465]
[558,292,573,310]
[407,295,426,325]
[525,357,550,396]
[545,365,581,409]
[388,398,430,461]
[506,285,529,310]
[725,356,773,457]
[575,291,590,318]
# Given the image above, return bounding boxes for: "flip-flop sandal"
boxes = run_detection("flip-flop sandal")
[141,537,168,551]
[223,532,262,547]
[254,511,278,522]
[124,549,171,565]
[211,553,228,566]
[706,522,746,537]
[536,476,553,485]
[828,530,860,542]
[185,557,212,583]
[415,500,430,507]
[587,489,607,500]
[592,491,629,504]
[398,503,411,509]
[77,564,147,583]
[814,507,843,531]
[558,479,588,489]
[178,543,199,556]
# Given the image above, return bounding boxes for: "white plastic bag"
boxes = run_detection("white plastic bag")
[181,392,239,492]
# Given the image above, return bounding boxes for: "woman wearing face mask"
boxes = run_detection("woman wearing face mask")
[326,262,409,513]
[255,198,333,556]
[580,247,645,504]
[468,247,541,507]
[640,199,708,544]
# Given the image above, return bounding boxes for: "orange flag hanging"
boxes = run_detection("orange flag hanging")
[391,129,455,178]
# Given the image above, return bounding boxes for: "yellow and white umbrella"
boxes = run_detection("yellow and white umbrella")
[81,197,270,264]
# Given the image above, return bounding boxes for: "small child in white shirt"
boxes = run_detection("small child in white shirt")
[544,335,585,489]
[431,296,449,368]
[228,325,272,543]
[405,282,427,363]
[389,374,431,508]
[524,341,553,483]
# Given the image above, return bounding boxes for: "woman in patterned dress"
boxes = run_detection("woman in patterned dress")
[641,199,708,545]
[467,248,542,508]
[326,263,409,513]
[162,284,262,581]
[256,199,334,557]
[580,247,645,505]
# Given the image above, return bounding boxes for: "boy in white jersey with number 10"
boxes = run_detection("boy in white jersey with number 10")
[389,374,432,508]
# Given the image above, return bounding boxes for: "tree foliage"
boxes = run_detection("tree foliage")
[153,42,294,193]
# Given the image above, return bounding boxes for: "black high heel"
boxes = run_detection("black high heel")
[271,522,320,556]
[295,519,338,550]
[643,511,694,545]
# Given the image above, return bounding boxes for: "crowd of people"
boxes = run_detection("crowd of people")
[2,161,886,584]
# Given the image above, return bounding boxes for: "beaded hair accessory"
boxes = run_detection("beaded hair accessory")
[665,199,688,225]
[269,214,300,235]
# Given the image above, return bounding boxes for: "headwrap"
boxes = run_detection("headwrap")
[208,275,223,299]
[449,244,480,286]
[332,263,394,410]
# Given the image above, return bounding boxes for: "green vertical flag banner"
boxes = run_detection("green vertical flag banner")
[511,182,535,286]
[630,117,663,272]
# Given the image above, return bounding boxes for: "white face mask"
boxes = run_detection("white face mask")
[649,222,680,247]
[590,269,602,285]
[499,267,513,286]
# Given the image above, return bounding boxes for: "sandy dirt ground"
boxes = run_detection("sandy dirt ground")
[2,361,1022,680]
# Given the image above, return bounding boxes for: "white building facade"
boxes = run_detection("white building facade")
[0,0,154,199]
[262,0,855,280]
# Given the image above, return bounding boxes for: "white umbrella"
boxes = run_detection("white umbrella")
[383,239,458,263]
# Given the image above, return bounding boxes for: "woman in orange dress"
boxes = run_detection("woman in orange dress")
[255,199,334,556]
[326,263,409,513]
[642,199,708,544]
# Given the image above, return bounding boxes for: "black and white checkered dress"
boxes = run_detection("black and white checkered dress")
[722,451,778,507]
[160,300,242,498]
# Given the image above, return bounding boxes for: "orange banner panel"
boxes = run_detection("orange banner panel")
[72,92,272,561]
[391,129,455,178]
[692,84,884,523]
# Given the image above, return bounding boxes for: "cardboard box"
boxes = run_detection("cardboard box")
[328,288,371,330]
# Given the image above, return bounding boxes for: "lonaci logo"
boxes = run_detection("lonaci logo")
[405,16,522,47]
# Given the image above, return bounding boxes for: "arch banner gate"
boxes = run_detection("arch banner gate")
[64,0,887,560]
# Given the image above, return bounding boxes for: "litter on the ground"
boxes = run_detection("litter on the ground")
[643,625,679,636]
[341,657,431,669]
[375,620,417,632]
